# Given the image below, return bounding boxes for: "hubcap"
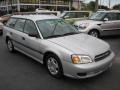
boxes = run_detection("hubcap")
[90,31,98,37]
[47,57,59,75]
[7,40,13,51]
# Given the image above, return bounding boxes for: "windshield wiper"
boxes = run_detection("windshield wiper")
[63,32,79,36]
[45,32,79,39]
[45,35,63,39]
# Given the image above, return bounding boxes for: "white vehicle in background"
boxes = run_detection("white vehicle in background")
[37,11,61,17]
[35,8,50,12]
[35,8,61,17]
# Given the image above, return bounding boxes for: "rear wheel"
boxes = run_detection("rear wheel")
[7,39,14,52]
[0,31,2,36]
[45,54,63,78]
[88,30,99,38]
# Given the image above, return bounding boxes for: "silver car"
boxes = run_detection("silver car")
[74,10,120,37]
[3,15,114,79]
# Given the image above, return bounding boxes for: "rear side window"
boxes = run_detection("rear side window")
[6,18,17,28]
[65,12,77,18]
[14,19,26,32]
[118,13,120,20]
[77,12,89,18]
[106,13,118,21]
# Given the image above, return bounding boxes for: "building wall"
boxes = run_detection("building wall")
[0,0,70,13]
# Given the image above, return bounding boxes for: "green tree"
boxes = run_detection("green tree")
[86,1,96,11]
[113,4,120,10]
[99,5,109,10]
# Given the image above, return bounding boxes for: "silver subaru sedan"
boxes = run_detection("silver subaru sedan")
[3,15,114,79]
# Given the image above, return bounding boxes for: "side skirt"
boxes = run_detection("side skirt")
[14,47,44,64]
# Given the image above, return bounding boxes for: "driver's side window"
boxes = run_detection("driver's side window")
[24,20,39,35]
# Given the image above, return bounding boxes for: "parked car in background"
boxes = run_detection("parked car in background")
[36,11,61,17]
[14,11,61,17]
[74,10,120,37]
[3,15,114,79]
[35,8,50,12]
[0,14,12,24]
[0,22,3,35]
[60,11,92,24]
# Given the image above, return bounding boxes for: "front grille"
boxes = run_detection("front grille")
[95,50,111,62]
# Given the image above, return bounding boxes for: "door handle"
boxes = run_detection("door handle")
[22,37,25,40]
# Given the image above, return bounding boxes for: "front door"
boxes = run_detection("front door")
[22,20,43,62]
[101,13,120,35]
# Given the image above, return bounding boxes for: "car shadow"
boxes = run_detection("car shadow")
[101,35,120,40]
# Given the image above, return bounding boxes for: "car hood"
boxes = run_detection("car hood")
[74,20,103,25]
[48,34,110,59]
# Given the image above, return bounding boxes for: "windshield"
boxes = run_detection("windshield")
[36,19,79,39]
[89,12,107,21]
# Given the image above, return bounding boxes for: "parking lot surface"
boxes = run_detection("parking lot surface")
[0,35,120,90]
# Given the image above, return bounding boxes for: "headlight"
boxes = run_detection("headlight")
[79,23,89,29]
[71,55,92,64]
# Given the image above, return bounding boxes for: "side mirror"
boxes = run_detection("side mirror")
[103,18,109,21]
[64,16,69,19]
[28,33,39,38]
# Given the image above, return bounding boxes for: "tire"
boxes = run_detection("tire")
[0,31,2,36]
[88,30,99,38]
[7,39,14,52]
[45,54,63,78]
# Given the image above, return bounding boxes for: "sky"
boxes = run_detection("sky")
[84,0,120,8]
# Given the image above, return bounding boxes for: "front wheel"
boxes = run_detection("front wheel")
[88,30,99,38]
[46,54,63,78]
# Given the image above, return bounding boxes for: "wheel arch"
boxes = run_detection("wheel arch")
[43,51,61,65]
[88,29,101,37]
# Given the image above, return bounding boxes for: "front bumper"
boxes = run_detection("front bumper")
[62,52,115,79]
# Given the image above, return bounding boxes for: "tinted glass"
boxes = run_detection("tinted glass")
[24,20,38,34]
[89,12,106,21]
[14,19,25,32]
[117,13,120,20]
[65,12,76,18]
[105,13,118,20]
[6,18,17,28]
[77,12,89,18]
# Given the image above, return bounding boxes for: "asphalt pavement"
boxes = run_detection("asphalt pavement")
[0,35,120,90]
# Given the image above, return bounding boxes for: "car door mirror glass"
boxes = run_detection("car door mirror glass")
[64,16,69,19]
[28,33,39,38]
[104,18,109,21]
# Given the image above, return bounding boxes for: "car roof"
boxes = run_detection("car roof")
[63,11,92,13]
[97,10,120,13]
[11,15,60,21]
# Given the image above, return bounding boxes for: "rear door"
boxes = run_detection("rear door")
[12,18,26,51]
